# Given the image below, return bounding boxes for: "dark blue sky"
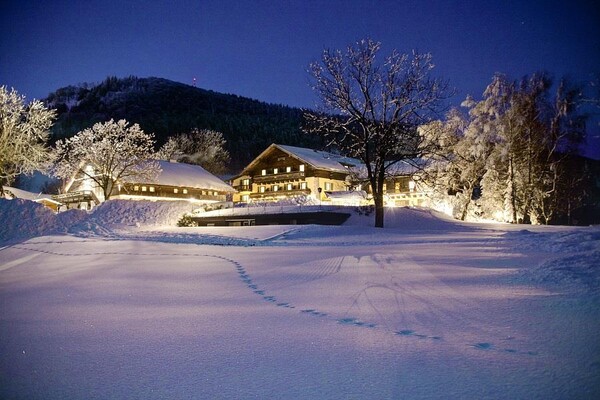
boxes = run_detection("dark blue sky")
[1,0,599,155]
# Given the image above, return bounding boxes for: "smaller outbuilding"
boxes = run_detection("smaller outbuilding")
[2,186,63,212]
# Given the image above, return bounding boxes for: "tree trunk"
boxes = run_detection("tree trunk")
[373,168,386,228]
[374,192,385,228]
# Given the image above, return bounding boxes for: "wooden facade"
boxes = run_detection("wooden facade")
[231,144,359,203]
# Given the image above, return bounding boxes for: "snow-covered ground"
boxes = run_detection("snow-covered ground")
[1,199,599,399]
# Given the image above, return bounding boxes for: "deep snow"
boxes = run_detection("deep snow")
[0,198,599,399]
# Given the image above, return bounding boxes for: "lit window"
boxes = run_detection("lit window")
[149,187,155,192]
[183,189,188,194]
[325,182,333,191]
[242,178,250,185]
[299,164,305,172]
[174,188,178,194]
[141,186,147,192]
[202,190,206,195]
[261,169,266,176]
[134,186,139,191]
[273,168,278,174]
[242,195,249,202]
[409,180,416,192]
[260,186,266,193]
[287,183,293,191]
[286,166,291,173]
[300,182,307,190]
[273,185,279,192]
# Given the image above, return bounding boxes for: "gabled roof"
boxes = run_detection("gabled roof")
[144,161,235,192]
[352,158,431,179]
[241,144,362,175]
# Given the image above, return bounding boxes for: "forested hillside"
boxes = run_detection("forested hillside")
[44,76,321,171]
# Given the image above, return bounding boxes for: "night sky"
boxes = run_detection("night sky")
[1,0,599,156]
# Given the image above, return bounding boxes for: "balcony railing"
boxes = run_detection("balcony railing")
[53,190,100,205]
[250,188,311,199]
[253,171,305,183]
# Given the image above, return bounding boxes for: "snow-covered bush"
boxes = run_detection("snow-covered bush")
[177,214,198,227]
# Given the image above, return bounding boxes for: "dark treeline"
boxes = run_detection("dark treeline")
[44,76,322,172]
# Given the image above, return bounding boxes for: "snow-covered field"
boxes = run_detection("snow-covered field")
[1,199,599,399]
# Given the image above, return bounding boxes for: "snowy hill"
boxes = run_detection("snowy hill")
[44,76,320,170]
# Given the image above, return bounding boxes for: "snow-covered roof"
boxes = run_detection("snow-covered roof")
[144,161,235,192]
[277,144,362,171]
[3,186,55,201]
[241,144,362,175]
[385,159,428,176]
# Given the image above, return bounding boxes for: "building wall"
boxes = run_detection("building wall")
[231,169,351,203]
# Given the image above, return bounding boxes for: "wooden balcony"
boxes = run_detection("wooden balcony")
[250,188,311,199]
[253,171,305,183]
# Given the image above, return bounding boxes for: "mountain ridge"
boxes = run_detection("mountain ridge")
[44,76,322,171]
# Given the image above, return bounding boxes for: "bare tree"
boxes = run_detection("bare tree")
[0,86,56,194]
[156,128,230,175]
[304,39,449,227]
[52,119,160,201]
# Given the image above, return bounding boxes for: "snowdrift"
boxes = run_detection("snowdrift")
[0,199,87,241]
[0,198,194,241]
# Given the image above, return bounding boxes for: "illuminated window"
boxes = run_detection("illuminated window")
[134,186,139,191]
[287,183,293,191]
[141,186,147,192]
[149,187,155,192]
[324,182,333,191]
[242,194,249,202]
[273,185,279,192]
[261,169,266,176]
[174,188,179,194]
[300,182,307,190]
[299,164,305,172]
[242,178,250,186]
[183,189,188,194]
[273,168,278,174]
[409,180,416,192]
[286,166,291,173]
[260,186,266,193]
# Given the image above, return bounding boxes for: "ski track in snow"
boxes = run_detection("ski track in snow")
[5,237,538,357]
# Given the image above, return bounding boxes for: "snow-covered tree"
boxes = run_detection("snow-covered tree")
[437,73,587,224]
[52,119,160,201]
[0,86,56,194]
[156,128,230,175]
[304,38,449,227]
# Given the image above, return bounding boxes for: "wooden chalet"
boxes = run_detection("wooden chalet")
[231,144,361,203]
[54,160,235,210]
